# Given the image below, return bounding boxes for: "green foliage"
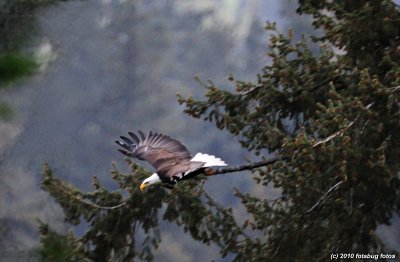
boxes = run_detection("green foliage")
[41,161,217,261]
[38,223,86,262]
[0,53,36,85]
[40,1,400,261]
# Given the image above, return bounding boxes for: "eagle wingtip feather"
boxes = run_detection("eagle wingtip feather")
[118,149,134,157]
[138,130,145,140]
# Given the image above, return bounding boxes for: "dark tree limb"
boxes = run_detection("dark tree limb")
[205,155,279,176]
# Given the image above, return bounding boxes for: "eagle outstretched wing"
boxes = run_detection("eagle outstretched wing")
[115,131,192,171]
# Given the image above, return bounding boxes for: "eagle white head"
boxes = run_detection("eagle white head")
[140,173,161,191]
[116,131,227,191]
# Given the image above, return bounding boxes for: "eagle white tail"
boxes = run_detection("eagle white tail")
[191,153,227,167]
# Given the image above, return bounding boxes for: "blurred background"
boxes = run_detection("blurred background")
[0,0,398,261]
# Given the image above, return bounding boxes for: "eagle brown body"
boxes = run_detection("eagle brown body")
[116,131,227,189]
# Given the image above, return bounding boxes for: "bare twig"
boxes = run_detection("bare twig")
[312,119,357,147]
[240,85,262,95]
[313,103,373,147]
[56,181,127,210]
[78,199,127,210]
[240,75,340,97]
[390,85,400,92]
[302,180,345,216]
[67,189,127,210]
[360,119,370,135]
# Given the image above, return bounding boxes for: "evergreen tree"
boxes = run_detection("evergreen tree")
[40,1,400,261]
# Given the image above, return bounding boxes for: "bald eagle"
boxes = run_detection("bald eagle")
[116,131,227,191]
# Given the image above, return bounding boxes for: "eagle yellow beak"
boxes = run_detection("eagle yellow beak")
[140,182,146,192]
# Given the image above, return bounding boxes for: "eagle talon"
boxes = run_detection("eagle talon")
[205,169,215,176]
